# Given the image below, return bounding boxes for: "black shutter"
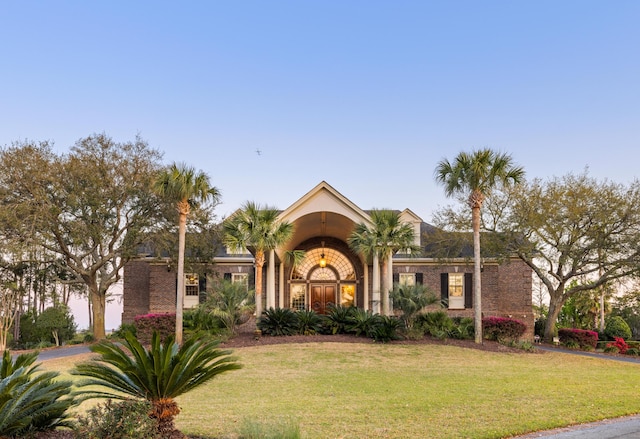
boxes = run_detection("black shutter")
[248,270,255,290]
[464,273,473,308]
[223,273,231,281]
[392,273,399,284]
[440,273,448,305]
[199,275,207,304]
[416,273,423,285]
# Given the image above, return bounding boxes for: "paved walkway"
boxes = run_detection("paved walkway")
[511,415,640,438]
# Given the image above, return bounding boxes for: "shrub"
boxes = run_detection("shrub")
[323,305,356,335]
[111,323,136,339]
[371,316,402,343]
[75,399,160,439]
[345,309,381,338]
[604,316,632,341]
[18,306,76,347]
[558,328,598,349]
[603,345,619,353]
[415,311,454,340]
[390,283,438,329]
[73,331,242,436]
[134,313,176,344]
[183,307,224,334]
[295,310,324,335]
[606,337,629,354]
[450,317,474,340]
[205,279,254,335]
[258,308,298,336]
[625,347,640,356]
[483,317,527,343]
[0,351,76,437]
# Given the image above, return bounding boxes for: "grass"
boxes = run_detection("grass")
[40,343,640,439]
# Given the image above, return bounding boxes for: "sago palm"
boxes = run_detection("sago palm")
[72,331,241,435]
[435,149,524,343]
[0,351,76,437]
[223,202,294,323]
[155,163,220,345]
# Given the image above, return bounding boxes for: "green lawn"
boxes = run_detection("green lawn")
[43,342,640,439]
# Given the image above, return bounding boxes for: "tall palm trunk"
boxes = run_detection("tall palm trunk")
[254,250,265,323]
[472,204,483,344]
[380,257,389,316]
[176,202,188,345]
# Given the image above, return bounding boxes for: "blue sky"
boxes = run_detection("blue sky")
[1,1,639,224]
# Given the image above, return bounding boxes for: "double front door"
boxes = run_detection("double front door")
[311,284,336,314]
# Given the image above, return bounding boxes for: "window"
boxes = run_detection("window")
[399,273,415,287]
[185,273,199,296]
[440,272,471,310]
[231,273,249,292]
[448,273,463,297]
[341,284,355,307]
[290,284,306,311]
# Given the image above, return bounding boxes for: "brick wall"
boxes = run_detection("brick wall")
[122,260,176,324]
[394,258,534,341]
[122,260,151,324]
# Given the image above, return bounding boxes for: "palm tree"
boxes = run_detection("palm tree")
[155,163,220,345]
[223,202,294,323]
[72,331,241,436]
[435,149,524,343]
[348,209,420,316]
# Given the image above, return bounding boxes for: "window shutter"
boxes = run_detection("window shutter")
[392,273,399,284]
[248,271,255,290]
[440,273,448,304]
[223,273,231,281]
[199,275,207,304]
[416,273,423,285]
[464,273,473,308]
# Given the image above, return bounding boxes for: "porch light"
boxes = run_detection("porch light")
[319,253,327,268]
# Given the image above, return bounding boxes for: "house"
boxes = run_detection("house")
[122,181,534,339]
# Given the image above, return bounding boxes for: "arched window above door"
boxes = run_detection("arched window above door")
[291,247,355,281]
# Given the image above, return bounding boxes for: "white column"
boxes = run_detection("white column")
[363,263,369,311]
[372,252,380,314]
[267,249,276,309]
[279,261,285,309]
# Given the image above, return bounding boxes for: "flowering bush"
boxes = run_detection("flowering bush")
[606,337,629,354]
[482,316,526,343]
[134,313,176,344]
[558,328,598,349]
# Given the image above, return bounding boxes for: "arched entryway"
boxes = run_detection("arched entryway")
[289,246,357,314]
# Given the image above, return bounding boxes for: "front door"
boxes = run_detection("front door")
[311,284,336,314]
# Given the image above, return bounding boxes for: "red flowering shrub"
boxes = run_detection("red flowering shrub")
[134,313,176,344]
[558,328,598,349]
[606,337,629,354]
[482,316,527,342]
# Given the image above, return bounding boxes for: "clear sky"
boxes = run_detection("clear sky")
[2,1,639,222]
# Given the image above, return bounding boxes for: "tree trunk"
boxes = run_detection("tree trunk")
[254,250,265,324]
[176,211,187,345]
[544,294,565,342]
[380,257,389,316]
[90,286,106,340]
[472,205,483,344]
